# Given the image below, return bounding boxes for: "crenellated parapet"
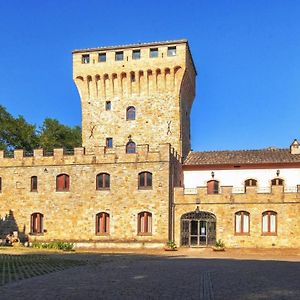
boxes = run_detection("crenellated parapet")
[0,143,180,167]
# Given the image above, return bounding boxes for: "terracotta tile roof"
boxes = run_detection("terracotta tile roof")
[184,148,300,166]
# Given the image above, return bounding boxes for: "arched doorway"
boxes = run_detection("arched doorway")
[181,211,216,247]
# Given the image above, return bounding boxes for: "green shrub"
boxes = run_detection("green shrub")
[166,240,177,250]
[215,239,225,248]
[31,241,74,251]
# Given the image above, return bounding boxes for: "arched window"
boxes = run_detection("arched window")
[96,173,110,190]
[262,211,277,235]
[126,106,136,120]
[235,211,250,234]
[138,211,152,235]
[31,213,43,235]
[126,141,136,153]
[271,178,284,186]
[56,174,70,191]
[138,172,152,189]
[245,179,257,187]
[207,180,219,194]
[31,176,38,192]
[95,212,110,235]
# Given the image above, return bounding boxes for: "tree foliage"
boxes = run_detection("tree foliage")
[0,105,81,152]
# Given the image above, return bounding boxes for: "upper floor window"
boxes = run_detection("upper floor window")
[262,211,277,235]
[138,172,152,189]
[245,179,257,187]
[31,176,38,192]
[126,141,136,154]
[106,138,113,148]
[132,49,141,59]
[235,211,250,235]
[105,101,111,111]
[138,211,152,235]
[126,106,136,120]
[95,212,110,235]
[271,178,284,186]
[82,54,90,64]
[96,173,110,190]
[31,212,43,235]
[149,48,158,58]
[167,46,176,56]
[115,51,124,61]
[98,53,106,62]
[207,180,219,194]
[56,174,69,192]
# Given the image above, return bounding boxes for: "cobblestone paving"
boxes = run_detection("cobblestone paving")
[0,252,299,300]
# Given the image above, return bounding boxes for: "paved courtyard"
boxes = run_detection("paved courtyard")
[0,248,299,300]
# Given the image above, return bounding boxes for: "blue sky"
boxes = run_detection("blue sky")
[0,0,299,151]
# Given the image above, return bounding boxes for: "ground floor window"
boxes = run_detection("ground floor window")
[235,211,250,235]
[95,212,110,235]
[262,211,277,235]
[31,213,43,235]
[138,211,152,235]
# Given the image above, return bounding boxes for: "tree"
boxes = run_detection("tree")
[38,118,81,151]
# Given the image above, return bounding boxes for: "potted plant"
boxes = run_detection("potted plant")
[212,239,225,251]
[164,240,178,251]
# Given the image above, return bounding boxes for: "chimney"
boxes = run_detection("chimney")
[290,139,300,154]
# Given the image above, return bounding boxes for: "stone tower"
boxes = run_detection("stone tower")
[73,40,196,159]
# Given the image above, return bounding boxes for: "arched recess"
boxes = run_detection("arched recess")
[165,68,171,91]
[138,70,145,95]
[103,74,110,97]
[156,69,163,91]
[181,211,216,247]
[86,75,92,98]
[95,75,101,98]
[112,73,118,96]
[74,76,85,99]
[174,66,183,92]
[147,69,153,94]
[121,72,127,96]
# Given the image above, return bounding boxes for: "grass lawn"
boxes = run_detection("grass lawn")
[0,248,85,286]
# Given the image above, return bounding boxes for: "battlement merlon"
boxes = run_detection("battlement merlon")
[72,39,196,100]
[0,144,181,167]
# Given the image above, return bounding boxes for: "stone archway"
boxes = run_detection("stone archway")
[181,211,216,247]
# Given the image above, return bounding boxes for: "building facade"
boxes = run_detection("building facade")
[0,40,299,248]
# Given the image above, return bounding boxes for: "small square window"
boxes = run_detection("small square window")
[132,50,141,60]
[106,138,113,148]
[149,48,158,58]
[115,51,124,61]
[167,46,176,56]
[82,54,90,64]
[105,101,111,111]
[98,53,106,62]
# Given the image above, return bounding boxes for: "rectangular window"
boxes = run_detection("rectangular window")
[132,49,141,59]
[31,176,38,192]
[106,138,113,148]
[167,46,176,56]
[98,53,106,62]
[149,48,158,58]
[82,54,90,64]
[0,177,2,192]
[105,101,111,111]
[115,51,124,61]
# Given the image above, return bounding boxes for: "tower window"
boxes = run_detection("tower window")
[149,48,158,58]
[82,54,90,64]
[31,176,38,192]
[126,141,136,154]
[115,51,124,61]
[96,173,110,190]
[132,49,141,59]
[271,178,284,186]
[138,172,152,189]
[167,46,176,56]
[126,106,136,120]
[106,138,113,148]
[98,53,106,62]
[105,101,111,111]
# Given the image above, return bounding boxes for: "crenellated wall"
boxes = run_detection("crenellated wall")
[73,40,196,159]
[0,144,182,248]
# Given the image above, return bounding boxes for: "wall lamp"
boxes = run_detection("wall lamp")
[276,170,280,177]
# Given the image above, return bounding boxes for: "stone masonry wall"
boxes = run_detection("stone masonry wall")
[0,144,175,248]
[174,186,300,248]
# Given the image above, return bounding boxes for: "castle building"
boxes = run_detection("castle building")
[0,40,299,249]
